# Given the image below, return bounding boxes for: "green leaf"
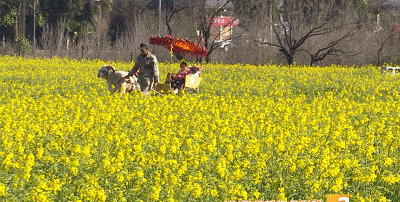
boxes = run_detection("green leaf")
[3,13,15,26]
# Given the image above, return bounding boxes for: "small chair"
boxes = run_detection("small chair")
[184,75,202,93]
[184,66,202,93]
[155,66,203,94]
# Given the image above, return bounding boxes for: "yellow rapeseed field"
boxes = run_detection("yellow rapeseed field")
[0,55,399,202]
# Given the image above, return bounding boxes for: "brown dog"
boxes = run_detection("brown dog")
[97,65,139,94]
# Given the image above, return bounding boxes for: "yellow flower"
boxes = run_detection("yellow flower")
[210,189,218,197]
[379,196,387,202]
[1,56,400,202]
[253,190,260,199]
[193,183,202,198]
[384,157,394,167]
[117,173,125,183]
[0,183,6,196]
[71,167,78,176]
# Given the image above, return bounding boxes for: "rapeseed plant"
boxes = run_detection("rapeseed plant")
[0,55,399,201]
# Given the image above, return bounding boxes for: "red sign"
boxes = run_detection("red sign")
[210,16,239,27]
[393,24,400,34]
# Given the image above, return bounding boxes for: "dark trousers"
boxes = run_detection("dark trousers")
[138,77,152,92]
[171,79,184,90]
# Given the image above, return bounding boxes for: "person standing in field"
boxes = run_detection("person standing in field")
[125,43,159,95]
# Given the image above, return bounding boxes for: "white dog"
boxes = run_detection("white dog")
[97,65,139,94]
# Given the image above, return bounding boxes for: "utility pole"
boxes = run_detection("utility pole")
[158,0,162,35]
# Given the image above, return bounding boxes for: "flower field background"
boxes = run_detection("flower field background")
[0,55,400,202]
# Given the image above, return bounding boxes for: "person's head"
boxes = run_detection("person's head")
[180,61,188,70]
[139,43,149,55]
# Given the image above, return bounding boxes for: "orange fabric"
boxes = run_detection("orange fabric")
[150,35,207,58]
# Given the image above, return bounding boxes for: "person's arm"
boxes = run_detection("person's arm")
[126,56,140,78]
[127,63,139,78]
[174,68,191,80]
[172,70,185,80]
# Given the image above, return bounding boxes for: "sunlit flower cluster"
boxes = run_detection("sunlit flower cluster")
[0,55,399,201]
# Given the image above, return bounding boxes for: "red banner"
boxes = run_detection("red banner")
[210,16,239,27]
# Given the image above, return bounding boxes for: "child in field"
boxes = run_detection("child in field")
[171,62,190,93]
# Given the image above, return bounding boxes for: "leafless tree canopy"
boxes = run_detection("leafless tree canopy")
[1,0,400,66]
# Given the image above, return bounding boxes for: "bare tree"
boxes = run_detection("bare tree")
[40,20,67,54]
[300,29,354,66]
[108,0,151,45]
[197,0,246,63]
[164,4,187,35]
[376,25,398,66]
[256,0,359,66]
